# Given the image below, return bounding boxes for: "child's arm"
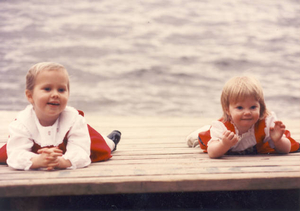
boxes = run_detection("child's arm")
[7,121,45,170]
[208,130,239,158]
[270,121,291,154]
[62,115,91,169]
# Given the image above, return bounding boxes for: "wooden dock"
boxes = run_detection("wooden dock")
[0,110,300,210]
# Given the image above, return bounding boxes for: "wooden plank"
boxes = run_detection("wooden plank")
[1,172,300,197]
[1,165,300,182]
[0,110,299,198]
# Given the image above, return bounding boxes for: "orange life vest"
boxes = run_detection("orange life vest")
[198,118,299,154]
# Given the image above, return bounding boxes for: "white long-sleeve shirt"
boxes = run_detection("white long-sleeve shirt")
[208,112,278,152]
[7,105,91,170]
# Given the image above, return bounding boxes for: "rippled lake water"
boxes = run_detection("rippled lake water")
[1,0,299,119]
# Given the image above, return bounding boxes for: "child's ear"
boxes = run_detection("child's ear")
[25,89,34,104]
[225,107,231,117]
[225,109,230,115]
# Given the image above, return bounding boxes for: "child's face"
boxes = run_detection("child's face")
[227,96,260,134]
[26,69,69,126]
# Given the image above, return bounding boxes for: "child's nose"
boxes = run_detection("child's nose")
[244,109,251,115]
[51,90,59,98]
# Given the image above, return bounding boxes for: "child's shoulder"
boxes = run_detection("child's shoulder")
[264,111,277,125]
[63,106,79,114]
[60,106,86,125]
[15,105,34,122]
[255,111,277,130]
[9,105,36,133]
[262,111,277,123]
[58,106,88,134]
[61,106,82,119]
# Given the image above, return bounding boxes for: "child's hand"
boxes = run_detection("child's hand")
[269,121,291,153]
[270,121,285,143]
[222,130,239,147]
[32,147,63,170]
[56,157,72,170]
[40,147,63,170]
[38,148,72,170]
[207,130,239,158]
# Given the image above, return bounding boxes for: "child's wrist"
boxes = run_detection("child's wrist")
[271,136,282,144]
[220,139,232,149]
[57,157,71,169]
[30,154,43,169]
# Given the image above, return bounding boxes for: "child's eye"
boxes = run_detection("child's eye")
[236,106,243,110]
[251,106,257,109]
[44,87,51,91]
[58,88,66,93]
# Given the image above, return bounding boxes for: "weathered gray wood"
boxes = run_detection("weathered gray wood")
[0,111,299,198]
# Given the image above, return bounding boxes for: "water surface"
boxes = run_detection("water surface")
[1,0,299,119]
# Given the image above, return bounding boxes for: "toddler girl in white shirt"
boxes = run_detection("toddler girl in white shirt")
[0,62,121,170]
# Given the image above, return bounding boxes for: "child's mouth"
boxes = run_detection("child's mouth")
[47,102,60,106]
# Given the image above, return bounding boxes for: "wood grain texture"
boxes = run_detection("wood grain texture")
[0,111,299,197]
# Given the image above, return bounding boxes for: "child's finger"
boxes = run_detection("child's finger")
[46,160,60,170]
[37,149,44,154]
[46,165,57,171]
[271,122,286,132]
[47,161,59,167]
[227,132,235,140]
[52,148,63,154]
[46,147,63,154]
[51,152,63,158]
[37,148,51,154]
[38,150,53,156]
[46,154,62,162]
[274,121,285,128]
[223,130,232,137]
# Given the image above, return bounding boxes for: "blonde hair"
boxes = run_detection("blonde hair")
[221,76,268,122]
[26,62,69,91]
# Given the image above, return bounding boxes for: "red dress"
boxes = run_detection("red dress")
[198,118,299,154]
[0,110,112,164]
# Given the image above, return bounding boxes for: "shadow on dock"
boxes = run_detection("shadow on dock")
[1,189,299,211]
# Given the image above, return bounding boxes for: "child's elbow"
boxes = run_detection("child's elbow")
[207,144,227,158]
[207,150,223,159]
[275,140,291,154]
[276,147,290,154]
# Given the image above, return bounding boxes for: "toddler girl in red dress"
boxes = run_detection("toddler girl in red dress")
[0,62,121,170]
